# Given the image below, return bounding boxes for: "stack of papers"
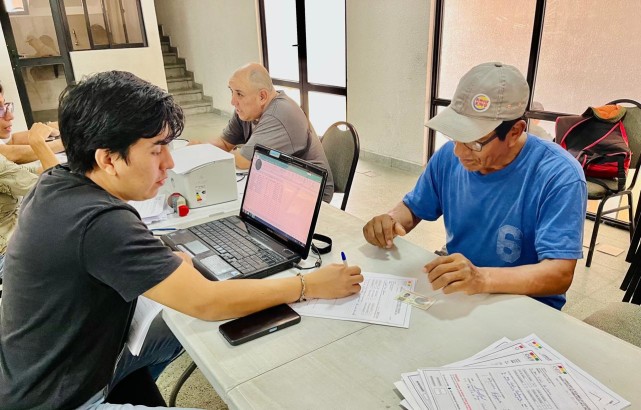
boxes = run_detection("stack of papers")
[129,194,171,224]
[394,334,630,410]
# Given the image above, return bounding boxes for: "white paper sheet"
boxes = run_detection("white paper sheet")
[291,272,415,328]
[127,296,163,356]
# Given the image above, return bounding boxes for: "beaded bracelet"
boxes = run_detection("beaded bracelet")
[296,272,307,302]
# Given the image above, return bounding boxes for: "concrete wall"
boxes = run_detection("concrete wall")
[154,0,261,115]
[347,0,430,167]
[1,0,165,130]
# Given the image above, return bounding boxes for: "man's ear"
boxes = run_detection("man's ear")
[259,88,269,103]
[507,120,527,145]
[94,148,118,176]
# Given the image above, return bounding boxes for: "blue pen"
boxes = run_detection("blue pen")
[151,228,177,231]
[341,251,348,267]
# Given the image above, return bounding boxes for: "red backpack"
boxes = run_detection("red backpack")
[556,105,630,188]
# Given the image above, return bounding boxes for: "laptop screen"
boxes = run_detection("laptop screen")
[240,146,326,252]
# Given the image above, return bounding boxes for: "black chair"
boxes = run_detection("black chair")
[320,121,360,211]
[559,99,641,267]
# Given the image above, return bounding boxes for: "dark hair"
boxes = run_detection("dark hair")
[0,83,3,94]
[494,117,524,141]
[59,71,184,174]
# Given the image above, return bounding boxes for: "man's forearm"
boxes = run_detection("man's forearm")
[233,149,251,169]
[480,259,576,296]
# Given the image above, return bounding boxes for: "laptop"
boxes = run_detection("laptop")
[161,144,327,281]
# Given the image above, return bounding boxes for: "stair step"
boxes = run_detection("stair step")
[171,88,204,103]
[162,52,178,64]
[166,76,193,92]
[180,99,214,115]
[165,64,186,78]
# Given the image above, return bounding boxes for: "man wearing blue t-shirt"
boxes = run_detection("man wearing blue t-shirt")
[362,62,587,310]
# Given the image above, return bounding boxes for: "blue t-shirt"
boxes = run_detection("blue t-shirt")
[403,135,587,309]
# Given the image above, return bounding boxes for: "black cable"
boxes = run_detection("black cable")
[294,243,322,270]
[236,173,247,183]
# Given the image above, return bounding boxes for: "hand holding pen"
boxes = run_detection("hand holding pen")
[304,251,363,299]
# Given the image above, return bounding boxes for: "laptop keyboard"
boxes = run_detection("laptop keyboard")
[189,218,286,274]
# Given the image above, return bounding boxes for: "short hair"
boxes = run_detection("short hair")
[0,83,3,94]
[59,71,184,174]
[494,117,524,141]
[246,65,275,92]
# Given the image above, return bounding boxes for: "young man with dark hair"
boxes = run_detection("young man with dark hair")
[0,71,363,409]
[363,62,587,310]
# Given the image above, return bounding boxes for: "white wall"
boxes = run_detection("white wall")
[1,0,166,130]
[70,0,167,89]
[347,1,430,167]
[154,0,261,115]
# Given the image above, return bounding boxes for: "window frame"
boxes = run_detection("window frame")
[60,0,147,51]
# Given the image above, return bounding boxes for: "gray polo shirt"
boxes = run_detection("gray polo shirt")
[222,91,334,202]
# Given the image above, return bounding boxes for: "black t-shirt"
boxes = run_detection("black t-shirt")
[0,165,182,409]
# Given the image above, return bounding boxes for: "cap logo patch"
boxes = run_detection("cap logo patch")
[471,94,491,112]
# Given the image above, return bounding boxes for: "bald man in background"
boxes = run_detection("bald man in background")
[200,63,334,202]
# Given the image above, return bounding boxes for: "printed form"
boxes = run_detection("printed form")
[291,272,415,328]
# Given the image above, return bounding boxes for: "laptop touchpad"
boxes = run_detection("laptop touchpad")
[184,240,209,255]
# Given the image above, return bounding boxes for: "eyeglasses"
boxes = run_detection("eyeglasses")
[0,102,14,119]
[461,132,499,152]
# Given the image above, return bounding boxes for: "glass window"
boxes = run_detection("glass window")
[526,117,555,141]
[304,0,345,87]
[86,0,110,46]
[61,0,146,50]
[534,0,641,114]
[8,0,61,59]
[21,64,67,122]
[274,85,301,107]
[438,1,536,99]
[308,91,346,137]
[263,0,299,81]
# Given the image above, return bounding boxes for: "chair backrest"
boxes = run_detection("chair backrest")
[609,99,641,190]
[321,121,360,210]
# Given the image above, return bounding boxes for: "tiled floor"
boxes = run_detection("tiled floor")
[157,112,632,409]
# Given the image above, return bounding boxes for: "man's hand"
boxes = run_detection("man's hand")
[362,214,407,248]
[27,122,54,147]
[424,253,489,295]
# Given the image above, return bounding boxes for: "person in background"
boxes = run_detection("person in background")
[0,85,59,286]
[0,86,63,164]
[362,62,587,310]
[194,62,335,202]
[0,71,362,409]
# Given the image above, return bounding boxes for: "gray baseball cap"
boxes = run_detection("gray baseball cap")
[426,62,530,143]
